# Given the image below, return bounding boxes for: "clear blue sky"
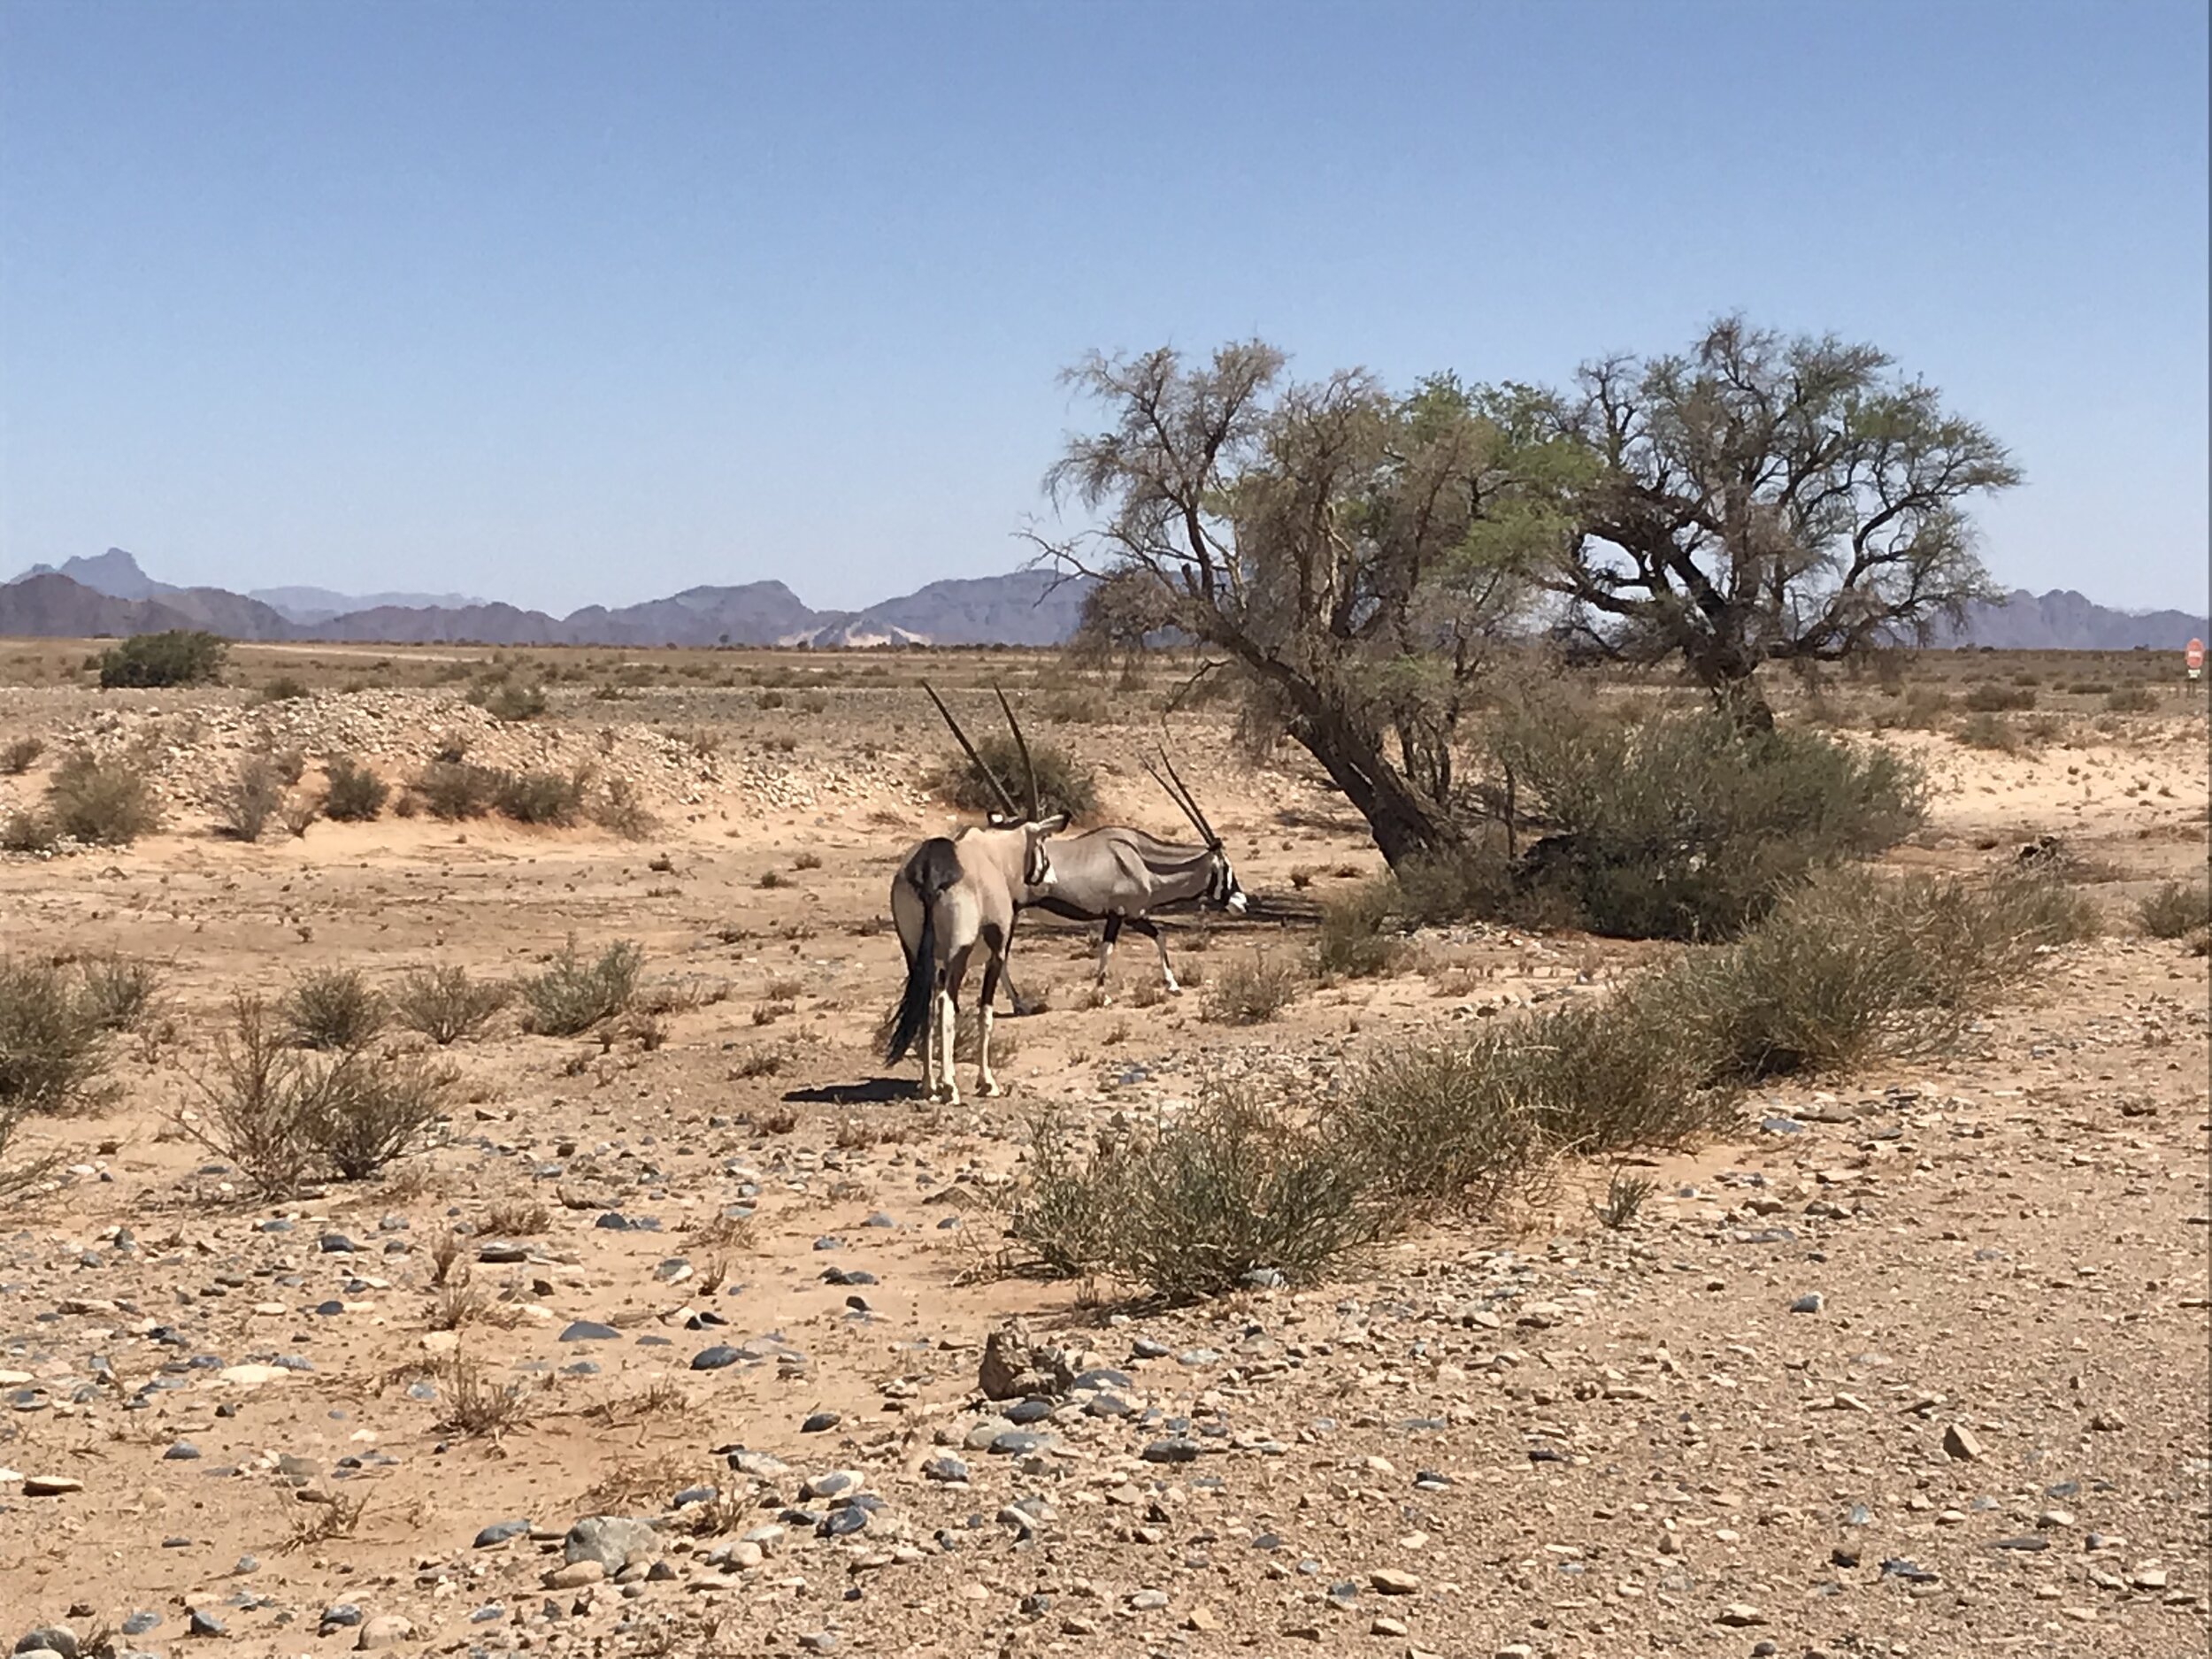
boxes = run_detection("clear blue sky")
[3,0,2205,615]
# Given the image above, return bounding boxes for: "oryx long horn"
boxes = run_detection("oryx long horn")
[926,683,1020,820]
[994,683,1041,820]
[1152,743,1218,848]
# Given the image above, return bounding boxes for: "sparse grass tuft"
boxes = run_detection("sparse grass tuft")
[1202,952,1303,1025]
[1594,1169,1656,1230]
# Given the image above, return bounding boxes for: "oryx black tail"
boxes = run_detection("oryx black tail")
[886,837,962,1065]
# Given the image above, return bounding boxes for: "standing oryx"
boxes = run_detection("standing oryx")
[1001,745,1246,1010]
[885,685,1066,1103]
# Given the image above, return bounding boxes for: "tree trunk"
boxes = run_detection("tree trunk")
[1291,692,1465,870]
[1686,632,1776,732]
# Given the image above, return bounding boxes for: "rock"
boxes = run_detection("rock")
[800,1410,841,1433]
[186,1609,225,1637]
[1128,1589,1169,1611]
[1370,1568,1421,1595]
[15,1630,79,1659]
[979,1319,1074,1401]
[1789,1294,1824,1314]
[1371,1616,1409,1637]
[1141,1437,1202,1463]
[558,1322,618,1342]
[19,1476,81,1497]
[564,1515,658,1571]
[1942,1423,1983,1461]
[355,1616,416,1651]
[474,1518,532,1547]
[2089,1409,2127,1432]
[692,1346,741,1371]
[543,1561,605,1589]
[1717,1603,1768,1626]
[921,1455,969,1483]
[1185,1606,1224,1632]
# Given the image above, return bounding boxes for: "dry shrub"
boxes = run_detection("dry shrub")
[1962,682,2036,712]
[1010,1086,1389,1300]
[931,733,1100,823]
[495,767,588,826]
[2103,686,2158,714]
[480,680,547,722]
[2138,879,2211,940]
[593,776,657,839]
[45,749,163,845]
[180,995,452,1193]
[412,760,503,820]
[428,1278,514,1332]
[393,964,511,1044]
[2,737,42,774]
[1202,952,1303,1024]
[1312,878,1406,979]
[217,755,288,841]
[0,810,58,853]
[282,968,387,1049]
[0,961,117,1193]
[323,756,388,822]
[75,956,160,1033]
[728,1043,787,1079]
[520,939,642,1035]
[1955,711,2018,752]
[1331,1040,1548,1216]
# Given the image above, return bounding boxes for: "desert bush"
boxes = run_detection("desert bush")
[1,811,58,854]
[1202,952,1303,1024]
[1487,701,1925,940]
[1955,711,2019,752]
[480,680,548,722]
[932,733,1100,824]
[1330,1039,1549,1215]
[254,676,310,703]
[180,995,320,1196]
[1012,1085,1390,1299]
[270,746,308,786]
[1594,1169,1657,1229]
[216,755,288,841]
[1,737,42,774]
[495,768,587,826]
[97,629,226,689]
[592,777,657,839]
[412,761,503,821]
[1313,878,1404,979]
[76,956,160,1032]
[394,965,511,1044]
[1962,682,2036,712]
[2104,686,2159,714]
[322,757,388,822]
[0,958,111,1119]
[2137,879,2211,940]
[281,968,388,1049]
[302,1048,454,1179]
[45,749,163,845]
[520,939,642,1034]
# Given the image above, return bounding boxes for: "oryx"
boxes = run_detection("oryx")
[1001,745,1247,1010]
[885,685,1066,1104]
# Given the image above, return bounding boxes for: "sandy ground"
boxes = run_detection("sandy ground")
[0,657,2204,1659]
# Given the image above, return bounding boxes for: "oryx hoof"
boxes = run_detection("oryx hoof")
[978,1079,1004,1099]
[1010,1000,1046,1018]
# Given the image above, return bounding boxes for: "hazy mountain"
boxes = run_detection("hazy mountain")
[1947,589,2208,651]
[7,548,2195,656]
[250,584,490,625]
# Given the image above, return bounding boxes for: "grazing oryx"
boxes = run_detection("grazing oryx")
[1000,746,1247,1010]
[885,685,1066,1103]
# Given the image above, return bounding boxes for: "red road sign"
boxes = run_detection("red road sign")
[2189,638,2205,672]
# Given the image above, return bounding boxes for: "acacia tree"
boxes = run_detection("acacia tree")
[1036,342,1533,866]
[1526,317,2021,724]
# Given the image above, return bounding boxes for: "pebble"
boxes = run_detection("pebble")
[1370,1568,1420,1595]
[473,1518,532,1547]
[1942,1423,1984,1461]
[564,1514,659,1571]
[355,1615,416,1651]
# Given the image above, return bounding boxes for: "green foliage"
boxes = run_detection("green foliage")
[931,733,1100,824]
[44,749,163,845]
[322,756,389,822]
[519,939,642,1035]
[1487,699,1926,939]
[98,630,227,689]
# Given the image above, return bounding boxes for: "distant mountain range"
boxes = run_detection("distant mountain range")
[0,549,2200,653]
[1,549,1094,649]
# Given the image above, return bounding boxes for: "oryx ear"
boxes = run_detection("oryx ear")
[1033,812,1071,834]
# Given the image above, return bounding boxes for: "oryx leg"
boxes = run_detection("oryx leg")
[1093,914,1125,996]
[975,947,1006,1097]
[938,945,974,1106]
[1125,915,1179,993]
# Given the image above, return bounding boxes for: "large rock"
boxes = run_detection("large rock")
[564,1515,659,1571]
[978,1320,1075,1402]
